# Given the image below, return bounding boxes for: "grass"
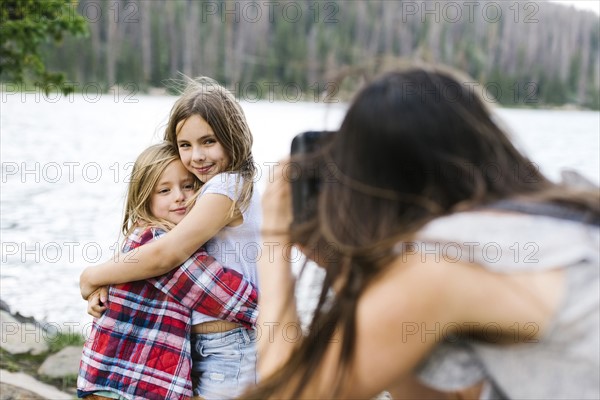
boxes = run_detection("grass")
[0,347,47,374]
[47,331,85,353]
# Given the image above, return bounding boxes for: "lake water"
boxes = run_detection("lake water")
[1,92,599,334]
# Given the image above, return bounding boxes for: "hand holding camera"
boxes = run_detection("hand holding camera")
[290,130,335,224]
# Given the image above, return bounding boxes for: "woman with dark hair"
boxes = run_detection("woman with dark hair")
[250,67,599,399]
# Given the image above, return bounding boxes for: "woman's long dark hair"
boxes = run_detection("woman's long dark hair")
[245,66,600,399]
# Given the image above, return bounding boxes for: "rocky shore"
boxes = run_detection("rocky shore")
[0,299,80,399]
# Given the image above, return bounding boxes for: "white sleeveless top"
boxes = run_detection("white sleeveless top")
[413,210,599,399]
[191,172,261,325]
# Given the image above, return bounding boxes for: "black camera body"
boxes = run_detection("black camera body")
[290,130,335,223]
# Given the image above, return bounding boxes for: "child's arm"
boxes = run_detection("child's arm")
[149,249,258,328]
[80,193,234,299]
[87,228,258,327]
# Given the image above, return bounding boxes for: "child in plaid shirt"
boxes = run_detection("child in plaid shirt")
[78,143,258,400]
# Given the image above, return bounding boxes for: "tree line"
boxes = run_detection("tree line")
[36,0,600,109]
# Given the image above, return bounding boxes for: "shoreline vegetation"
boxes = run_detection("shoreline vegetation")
[3,1,599,110]
[36,0,600,111]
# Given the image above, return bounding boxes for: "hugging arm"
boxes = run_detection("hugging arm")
[149,249,258,328]
[85,228,258,327]
[80,193,234,299]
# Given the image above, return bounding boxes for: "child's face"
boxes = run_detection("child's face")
[176,115,231,183]
[150,160,196,225]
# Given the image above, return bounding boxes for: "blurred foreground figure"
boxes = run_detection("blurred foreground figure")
[249,66,600,399]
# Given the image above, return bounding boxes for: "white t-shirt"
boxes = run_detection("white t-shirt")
[191,172,261,325]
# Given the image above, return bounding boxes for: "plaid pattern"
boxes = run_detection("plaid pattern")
[78,227,259,400]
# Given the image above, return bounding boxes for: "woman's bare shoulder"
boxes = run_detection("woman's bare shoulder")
[381,254,565,340]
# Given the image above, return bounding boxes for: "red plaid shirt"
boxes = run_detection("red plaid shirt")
[78,227,258,400]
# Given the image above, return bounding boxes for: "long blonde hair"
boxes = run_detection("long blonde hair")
[164,76,256,215]
[122,142,199,239]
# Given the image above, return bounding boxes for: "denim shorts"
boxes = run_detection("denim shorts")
[191,327,257,399]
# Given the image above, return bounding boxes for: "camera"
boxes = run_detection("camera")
[290,130,335,223]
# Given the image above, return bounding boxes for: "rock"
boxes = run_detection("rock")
[0,299,10,313]
[0,301,37,326]
[38,346,82,378]
[11,312,37,326]
[0,370,71,399]
[0,382,45,399]
[0,311,49,355]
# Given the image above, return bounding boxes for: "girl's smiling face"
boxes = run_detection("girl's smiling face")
[176,115,231,183]
[150,160,196,225]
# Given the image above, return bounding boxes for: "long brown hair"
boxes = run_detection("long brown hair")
[164,76,256,214]
[122,142,199,239]
[246,66,600,398]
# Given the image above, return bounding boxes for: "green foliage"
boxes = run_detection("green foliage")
[0,0,88,93]
[17,0,600,109]
[0,347,47,376]
[541,76,570,106]
[585,86,600,110]
[46,330,85,353]
[40,372,79,393]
